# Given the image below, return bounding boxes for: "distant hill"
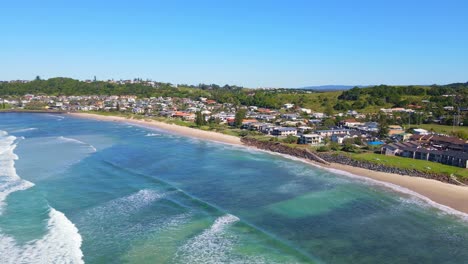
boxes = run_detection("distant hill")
[301,85,369,91]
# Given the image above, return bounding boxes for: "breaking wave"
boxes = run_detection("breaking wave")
[0,131,34,214]
[0,130,84,263]
[0,208,84,264]
[173,214,240,263]
[85,189,170,219]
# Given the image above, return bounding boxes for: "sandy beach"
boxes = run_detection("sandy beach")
[70,112,468,215]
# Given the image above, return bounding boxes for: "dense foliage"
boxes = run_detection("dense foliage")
[1,78,467,116]
[337,83,468,111]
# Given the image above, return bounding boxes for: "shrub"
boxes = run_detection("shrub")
[317,146,330,152]
[282,135,298,144]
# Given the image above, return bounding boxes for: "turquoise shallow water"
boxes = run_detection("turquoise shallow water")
[0,113,467,264]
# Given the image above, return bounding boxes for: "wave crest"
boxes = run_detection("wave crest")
[173,214,240,263]
[0,131,35,214]
[0,208,84,264]
[57,136,97,152]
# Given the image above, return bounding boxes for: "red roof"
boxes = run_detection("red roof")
[258,108,271,113]
[173,111,191,117]
[242,119,258,124]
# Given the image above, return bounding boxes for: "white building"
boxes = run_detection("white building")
[299,134,323,145]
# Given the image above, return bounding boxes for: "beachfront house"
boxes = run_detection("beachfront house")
[299,134,323,145]
[315,128,349,138]
[272,127,297,137]
[381,142,468,168]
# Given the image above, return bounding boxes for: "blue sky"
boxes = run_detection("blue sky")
[1,0,467,87]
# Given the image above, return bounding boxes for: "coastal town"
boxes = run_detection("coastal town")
[1,86,467,178]
[3,2,468,263]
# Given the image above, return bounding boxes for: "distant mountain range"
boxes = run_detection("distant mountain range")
[300,85,369,91]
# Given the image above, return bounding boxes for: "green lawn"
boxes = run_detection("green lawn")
[348,152,468,180]
[408,124,468,135]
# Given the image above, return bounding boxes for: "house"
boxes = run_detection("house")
[308,119,322,125]
[257,108,273,114]
[410,134,467,152]
[331,131,361,144]
[172,111,195,121]
[412,128,429,135]
[381,142,468,168]
[248,123,274,133]
[242,119,258,125]
[299,134,323,145]
[281,114,299,121]
[311,112,326,119]
[300,108,312,114]
[315,128,349,137]
[297,126,313,134]
[357,122,379,132]
[393,132,413,142]
[388,125,404,136]
[283,103,294,109]
[443,106,454,111]
[341,118,363,128]
[271,127,297,136]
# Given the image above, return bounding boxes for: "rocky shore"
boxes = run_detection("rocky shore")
[241,137,467,185]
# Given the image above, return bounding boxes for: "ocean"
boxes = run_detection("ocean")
[0,113,467,264]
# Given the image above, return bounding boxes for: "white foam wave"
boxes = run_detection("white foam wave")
[0,131,35,214]
[85,189,169,219]
[0,130,83,263]
[173,214,240,263]
[57,136,97,152]
[145,133,161,137]
[0,208,84,264]
[11,128,38,133]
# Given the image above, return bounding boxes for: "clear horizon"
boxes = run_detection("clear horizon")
[1,0,467,87]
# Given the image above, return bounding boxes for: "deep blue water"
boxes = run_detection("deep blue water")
[0,113,467,264]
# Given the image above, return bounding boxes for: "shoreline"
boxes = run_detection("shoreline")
[69,112,468,215]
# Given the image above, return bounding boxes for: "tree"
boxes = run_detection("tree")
[325,104,334,117]
[234,109,246,128]
[353,136,363,145]
[342,139,358,152]
[377,115,389,139]
[323,118,336,128]
[195,111,206,126]
[330,142,340,151]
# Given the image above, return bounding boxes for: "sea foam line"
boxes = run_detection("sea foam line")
[57,136,97,152]
[145,133,161,137]
[11,128,38,133]
[44,114,65,120]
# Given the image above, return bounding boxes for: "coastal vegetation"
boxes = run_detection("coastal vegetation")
[1,78,467,116]
[1,78,467,183]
